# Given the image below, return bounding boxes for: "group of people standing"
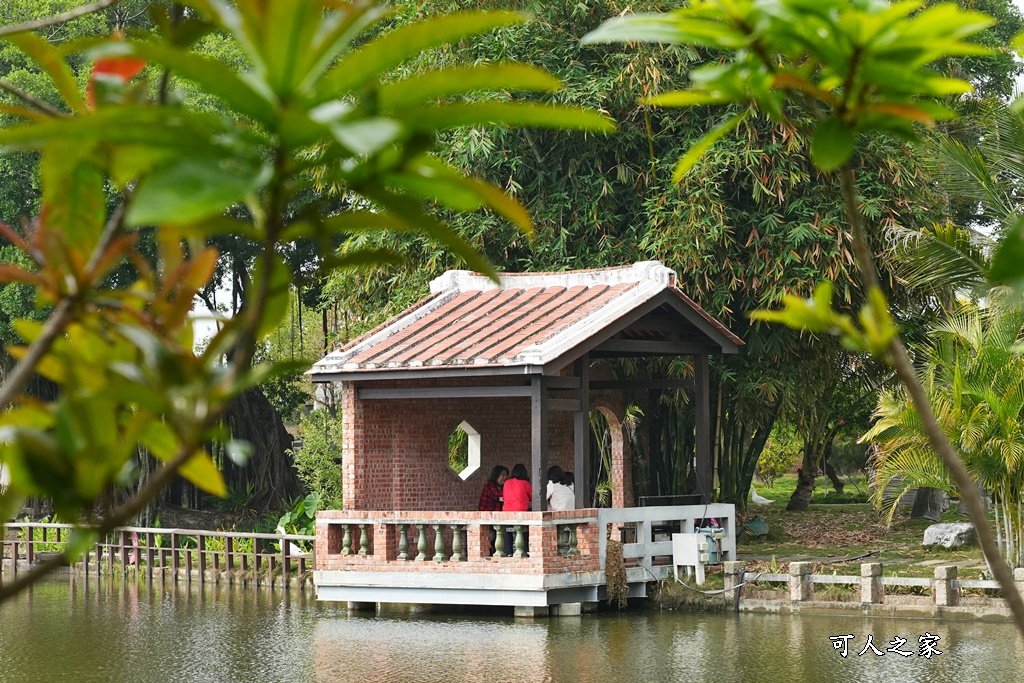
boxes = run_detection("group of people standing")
[477,464,576,513]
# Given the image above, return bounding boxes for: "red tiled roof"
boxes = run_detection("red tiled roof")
[311,261,742,376]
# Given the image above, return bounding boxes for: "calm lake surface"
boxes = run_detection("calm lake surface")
[0,575,1021,682]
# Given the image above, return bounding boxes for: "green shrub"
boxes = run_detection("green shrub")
[756,427,799,488]
[289,408,344,509]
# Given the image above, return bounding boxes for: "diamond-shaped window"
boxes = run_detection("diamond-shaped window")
[447,421,480,480]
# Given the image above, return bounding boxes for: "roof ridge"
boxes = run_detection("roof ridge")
[429,260,676,294]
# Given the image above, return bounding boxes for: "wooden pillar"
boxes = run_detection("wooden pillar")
[531,375,548,512]
[694,354,712,504]
[573,355,589,509]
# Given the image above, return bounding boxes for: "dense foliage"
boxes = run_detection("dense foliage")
[323,0,1022,510]
[0,0,610,599]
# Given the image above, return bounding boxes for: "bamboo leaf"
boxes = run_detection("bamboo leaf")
[399,101,615,133]
[314,11,527,103]
[672,109,748,182]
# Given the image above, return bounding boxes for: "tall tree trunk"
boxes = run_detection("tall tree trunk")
[911,488,944,521]
[224,387,304,511]
[824,461,845,494]
[787,441,817,511]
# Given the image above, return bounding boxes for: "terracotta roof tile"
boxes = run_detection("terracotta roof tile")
[311,261,742,377]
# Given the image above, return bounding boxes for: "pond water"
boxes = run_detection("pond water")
[0,575,1021,682]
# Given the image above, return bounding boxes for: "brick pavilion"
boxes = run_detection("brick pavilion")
[309,261,742,612]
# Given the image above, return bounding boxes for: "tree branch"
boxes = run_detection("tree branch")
[0,80,65,117]
[0,204,126,408]
[0,0,121,39]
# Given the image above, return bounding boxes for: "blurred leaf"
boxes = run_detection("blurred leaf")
[226,440,252,467]
[139,420,178,461]
[810,117,855,171]
[582,12,748,47]
[399,101,614,133]
[361,188,498,281]
[67,528,99,558]
[40,150,106,253]
[990,215,1024,284]
[643,89,734,107]
[179,450,226,497]
[314,11,526,103]
[251,254,292,338]
[127,156,272,226]
[379,64,561,110]
[93,40,276,123]
[325,247,405,271]
[6,33,86,113]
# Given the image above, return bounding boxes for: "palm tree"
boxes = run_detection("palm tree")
[864,298,1024,566]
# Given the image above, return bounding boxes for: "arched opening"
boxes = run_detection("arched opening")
[588,404,632,508]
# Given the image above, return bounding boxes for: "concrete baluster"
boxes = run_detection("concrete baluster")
[450,525,464,562]
[358,524,369,556]
[415,524,428,561]
[513,525,526,558]
[397,524,410,561]
[433,524,447,562]
[568,524,580,556]
[341,524,352,556]
[493,525,506,558]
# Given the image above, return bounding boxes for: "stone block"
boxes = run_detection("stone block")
[514,605,549,618]
[789,561,812,602]
[861,562,882,604]
[551,602,581,616]
[922,523,977,549]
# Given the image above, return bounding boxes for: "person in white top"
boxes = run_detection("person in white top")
[547,466,575,511]
[546,465,563,507]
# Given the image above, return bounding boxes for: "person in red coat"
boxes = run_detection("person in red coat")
[501,464,532,555]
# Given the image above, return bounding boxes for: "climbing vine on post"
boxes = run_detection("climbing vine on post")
[583,0,1024,636]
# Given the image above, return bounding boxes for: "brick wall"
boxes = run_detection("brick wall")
[341,378,579,511]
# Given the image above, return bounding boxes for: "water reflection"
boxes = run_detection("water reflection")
[0,576,1021,682]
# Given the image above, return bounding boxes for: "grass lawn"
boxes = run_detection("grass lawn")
[737,473,988,579]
